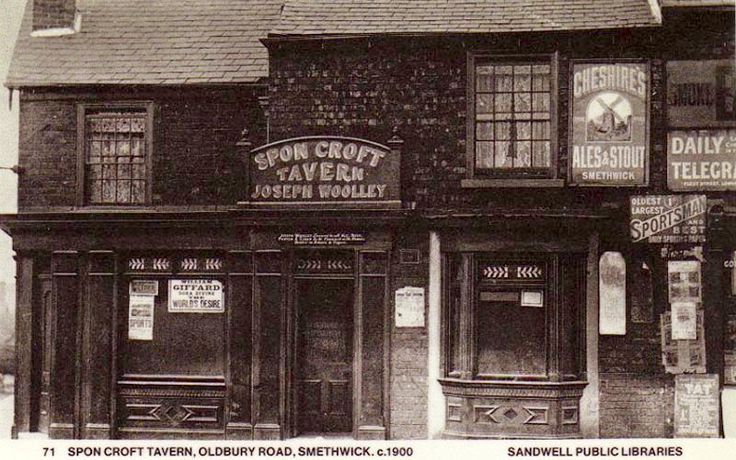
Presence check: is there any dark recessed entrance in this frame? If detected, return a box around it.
[295,278,354,435]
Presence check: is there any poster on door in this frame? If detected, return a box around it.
[395,287,425,328]
[570,62,649,186]
[128,294,154,341]
[671,302,697,341]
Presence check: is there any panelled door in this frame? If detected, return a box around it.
[296,278,353,434]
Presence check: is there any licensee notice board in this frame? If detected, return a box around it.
[674,374,720,438]
[168,279,225,313]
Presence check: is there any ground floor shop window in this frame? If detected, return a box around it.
[441,252,587,439]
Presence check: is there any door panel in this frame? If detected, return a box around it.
[297,279,353,434]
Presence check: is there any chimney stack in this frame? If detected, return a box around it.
[32,0,77,33]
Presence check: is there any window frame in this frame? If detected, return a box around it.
[442,251,586,383]
[76,101,155,207]
[464,52,562,188]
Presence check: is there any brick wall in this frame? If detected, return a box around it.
[17,87,265,209]
[32,0,76,31]
[389,232,430,439]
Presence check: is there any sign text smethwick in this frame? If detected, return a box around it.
[250,138,394,201]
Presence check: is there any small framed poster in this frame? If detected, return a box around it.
[129,279,159,296]
[128,294,154,341]
[168,279,225,313]
[395,287,425,328]
[521,290,544,308]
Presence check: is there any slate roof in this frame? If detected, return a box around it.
[661,0,735,7]
[5,0,284,88]
[270,0,661,36]
[6,0,664,88]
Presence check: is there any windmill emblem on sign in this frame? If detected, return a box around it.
[586,91,632,142]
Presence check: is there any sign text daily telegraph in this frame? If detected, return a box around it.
[570,62,649,186]
[249,138,397,202]
[668,129,736,191]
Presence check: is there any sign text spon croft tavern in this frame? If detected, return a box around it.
[246,137,401,205]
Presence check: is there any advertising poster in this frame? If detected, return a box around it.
[667,60,736,127]
[570,62,649,186]
[168,279,225,313]
[661,310,707,374]
[671,302,697,341]
[395,287,425,328]
[599,251,626,335]
[668,260,702,303]
[668,129,736,191]
[675,374,721,438]
[630,195,707,244]
[128,294,154,341]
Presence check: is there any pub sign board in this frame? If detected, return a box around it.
[630,195,707,244]
[667,60,736,127]
[246,136,400,207]
[570,62,649,186]
[668,129,736,191]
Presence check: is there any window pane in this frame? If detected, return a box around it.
[476,94,494,114]
[477,122,494,141]
[132,180,146,203]
[516,141,532,167]
[514,66,531,91]
[532,121,550,140]
[495,122,511,140]
[515,93,531,113]
[533,142,551,167]
[495,93,512,114]
[476,294,546,376]
[476,65,494,92]
[495,66,513,92]
[532,93,550,113]
[476,141,494,169]
[117,180,131,203]
[494,141,512,168]
[102,180,116,203]
[517,121,531,140]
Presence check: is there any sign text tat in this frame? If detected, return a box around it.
[674,374,720,438]
[630,195,707,243]
[668,129,736,191]
[248,137,399,203]
[570,62,650,186]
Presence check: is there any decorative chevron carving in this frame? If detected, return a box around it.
[151,258,170,271]
[181,258,198,271]
[483,265,509,278]
[204,258,222,271]
[128,258,145,270]
[517,265,542,278]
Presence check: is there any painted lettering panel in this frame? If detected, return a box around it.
[570,62,649,186]
[668,129,736,191]
[247,136,399,205]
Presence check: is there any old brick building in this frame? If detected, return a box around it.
[2,0,735,440]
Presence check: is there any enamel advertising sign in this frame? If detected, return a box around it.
[668,129,736,191]
[570,62,649,186]
[246,136,400,206]
[667,60,736,127]
[630,195,707,244]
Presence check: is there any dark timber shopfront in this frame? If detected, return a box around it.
[3,0,736,441]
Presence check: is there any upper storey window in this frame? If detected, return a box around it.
[79,103,153,205]
[466,54,559,185]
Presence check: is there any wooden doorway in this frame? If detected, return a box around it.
[295,278,354,435]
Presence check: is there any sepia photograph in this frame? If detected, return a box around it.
[0,1,735,458]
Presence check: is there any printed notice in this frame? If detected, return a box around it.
[128,294,154,341]
[675,374,720,437]
[129,279,158,296]
[168,279,225,313]
[671,302,697,340]
[668,260,702,303]
[395,287,425,328]
[630,195,707,244]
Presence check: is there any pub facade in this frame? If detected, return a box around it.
[2,0,735,440]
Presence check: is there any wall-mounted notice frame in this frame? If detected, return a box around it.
[395,287,425,328]
[661,310,706,374]
[599,251,626,335]
[671,301,697,341]
[668,260,702,303]
[570,61,650,186]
